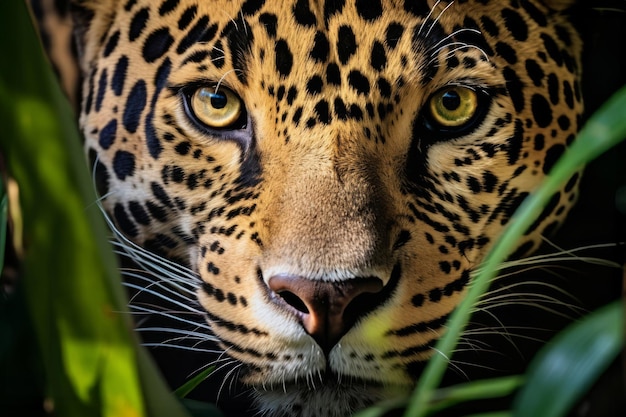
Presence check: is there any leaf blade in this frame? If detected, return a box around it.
[512,301,624,417]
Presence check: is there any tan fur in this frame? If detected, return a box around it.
[30,1,583,415]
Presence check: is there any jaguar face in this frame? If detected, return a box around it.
[44,0,583,415]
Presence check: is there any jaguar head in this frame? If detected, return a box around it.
[63,0,582,414]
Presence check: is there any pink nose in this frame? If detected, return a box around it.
[268,275,384,353]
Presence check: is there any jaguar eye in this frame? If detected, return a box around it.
[188,86,244,129]
[427,86,479,128]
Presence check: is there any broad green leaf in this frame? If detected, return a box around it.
[1,26,144,417]
[512,301,624,417]
[0,3,191,417]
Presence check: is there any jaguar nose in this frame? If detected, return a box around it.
[268,275,384,354]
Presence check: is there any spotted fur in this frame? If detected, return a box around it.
[30,0,584,415]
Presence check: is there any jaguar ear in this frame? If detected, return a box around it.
[27,0,120,108]
[68,0,121,69]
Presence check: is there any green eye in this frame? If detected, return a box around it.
[428,86,478,127]
[190,86,243,128]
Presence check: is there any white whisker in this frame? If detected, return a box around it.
[431,346,469,380]
[135,326,213,339]
[130,304,213,331]
[122,271,196,298]
[427,28,481,54]
[416,0,442,38]
[426,1,456,39]
[140,343,220,353]
[216,68,243,92]
[124,281,201,312]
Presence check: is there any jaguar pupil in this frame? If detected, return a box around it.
[441,90,461,111]
[210,92,227,109]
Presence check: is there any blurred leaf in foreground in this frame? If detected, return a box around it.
[0,2,192,417]
[513,301,624,417]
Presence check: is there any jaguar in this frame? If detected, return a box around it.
[29,0,585,415]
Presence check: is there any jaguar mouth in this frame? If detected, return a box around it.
[301,371,380,388]
[240,349,414,395]
[252,369,410,398]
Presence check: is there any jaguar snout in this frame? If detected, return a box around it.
[268,275,386,354]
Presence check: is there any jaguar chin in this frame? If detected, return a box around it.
[251,379,409,417]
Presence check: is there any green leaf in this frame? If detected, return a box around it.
[174,367,225,417]
[352,375,524,417]
[352,397,408,417]
[180,398,226,417]
[428,376,523,415]
[1,13,141,417]
[175,366,216,399]
[512,301,624,417]
[402,85,626,417]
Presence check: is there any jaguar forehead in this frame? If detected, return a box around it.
[219,12,255,84]
[173,1,474,84]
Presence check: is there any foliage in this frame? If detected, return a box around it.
[1,2,624,417]
[398,83,626,417]
[0,2,199,417]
